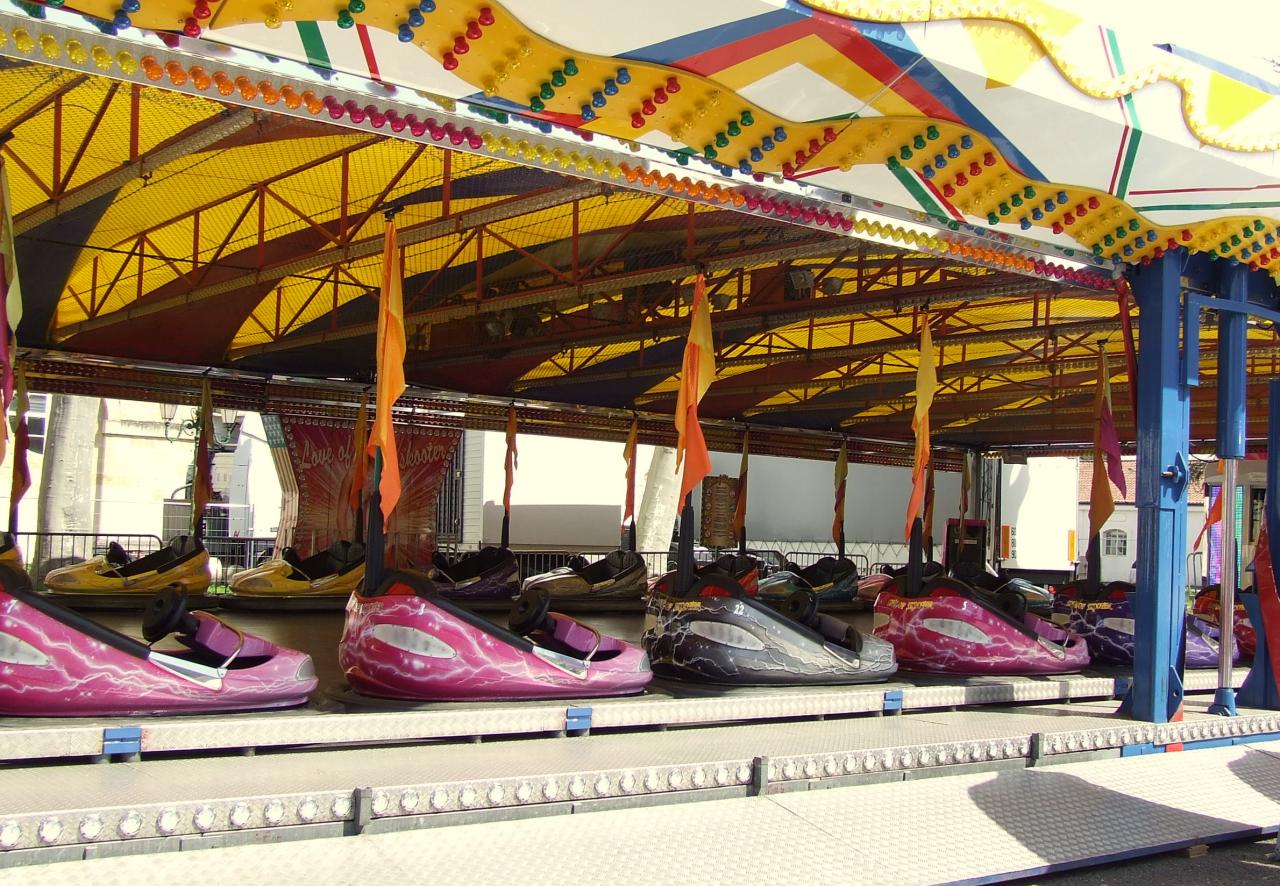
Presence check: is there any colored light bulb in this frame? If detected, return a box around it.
[603,79,618,96]
[580,104,595,121]
[454,36,469,54]
[591,91,605,108]
[183,16,201,35]
[336,9,353,27]
[714,132,728,148]
[652,88,667,104]
[539,82,553,100]
[477,5,493,24]
[641,99,656,115]
[348,0,364,10]
[760,136,774,151]
[528,95,543,111]
[740,110,753,126]
[616,66,630,84]
[398,24,413,41]
[408,8,423,25]
[773,126,786,142]
[630,112,644,128]
[959,134,973,149]
[551,69,566,88]
[442,52,458,69]
[419,0,434,10]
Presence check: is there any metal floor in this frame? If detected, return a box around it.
[2,693,1279,865]
[3,741,1278,885]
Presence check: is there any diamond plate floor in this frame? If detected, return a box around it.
[3,744,1278,886]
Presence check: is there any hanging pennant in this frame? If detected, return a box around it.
[368,217,407,531]
[1087,343,1126,541]
[733,430,749,552]
[8,367,29,533]
[904,315,937,540]
[190,380,214,537]
[674,274,715,502]
[502,404,518,548]
[832,440,847,547]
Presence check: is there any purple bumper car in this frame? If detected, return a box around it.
[340,570,652,701]
[1052,581,1235,669]
[0,568,316,716]
[428,546,521,602]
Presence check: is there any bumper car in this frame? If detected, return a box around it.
[1051,581,1233,669]
[339,570,651,701]
[874,574,1089,675]
[427,546,521,605]
[0,569,317,716]
[521,549,648,611]
[224,541,365,610]
[1193,585,1256,658]
[0,533,22,570]
[856,570,895,604]
[643,570,897,686]
[951,562,1054,617]
[757,556,861,607]
[44,535,212,608]
[648,554,761,598]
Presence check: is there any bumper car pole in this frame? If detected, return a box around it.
[676,492,695,595]
[1210,264,1248,716]
[364,451,385,593]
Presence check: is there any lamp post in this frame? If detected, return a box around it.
[159,403,240,449]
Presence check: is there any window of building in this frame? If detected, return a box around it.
[1103,528,1127,557]
[12,393,49,455]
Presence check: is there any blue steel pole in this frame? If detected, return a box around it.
[1238,381,1280,710]
[1128,253,1190,723]
[1210,263,1248,715]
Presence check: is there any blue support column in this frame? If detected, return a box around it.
[1128,253,1190,723]
[1210,263,1249,716]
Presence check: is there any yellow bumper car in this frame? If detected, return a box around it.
[225,540,365,610]
[44,535,211,608]
[0,533,22,570]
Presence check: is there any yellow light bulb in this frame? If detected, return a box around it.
[12,29,34,53]
[116,51,137,74]
[66,39,86,64]
[39,34,59,60]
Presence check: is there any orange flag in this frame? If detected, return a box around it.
[622,417,638,528]
[190,380,214,536]
[904,316,937,540]
[1087,345,1125,540]
[1194,460,1226,550]
[347,394,368,517]
[832,441,848,543]
[367,218,407,531]
[503,405,518,514]
[732,430,749,540]
[674,274,715,502]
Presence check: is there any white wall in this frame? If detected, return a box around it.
[477,430,661,549]
[1075,504,1205,584]
[999,458,1078,571]
[706,449,961,546]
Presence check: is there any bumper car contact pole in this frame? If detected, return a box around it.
[676,492,695,596]
[1210,264,1248,716]
[364,449,385,593]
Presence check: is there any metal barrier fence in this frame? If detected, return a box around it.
[505,548,790,580]
[205,536,278,587]
[16,532,163,590]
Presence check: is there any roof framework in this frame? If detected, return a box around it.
[1,0,1278,460]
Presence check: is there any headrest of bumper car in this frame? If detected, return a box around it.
[105,541,131,566]
[328,540,366,569]
[686,572,747,599]
[368,568,444,598]
[168,535,203,557]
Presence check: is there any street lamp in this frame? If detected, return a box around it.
[159,402,241,448]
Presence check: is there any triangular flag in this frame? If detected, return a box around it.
[8,365,29,532]
[733,430,749,542]
[191,380,214,537]
[367,218,407,531]
[622,417,638,528]
[904,316,937,541]
[1088,344,1125,540]
[674,274,715,502]
[832,441,847,544]
[1194,464,1225,550]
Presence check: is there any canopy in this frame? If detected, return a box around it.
[0,0,1276,453]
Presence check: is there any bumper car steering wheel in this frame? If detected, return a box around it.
[142,586,200,643]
